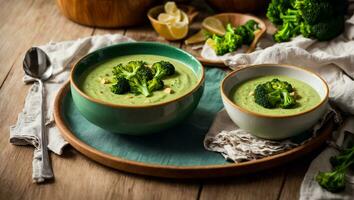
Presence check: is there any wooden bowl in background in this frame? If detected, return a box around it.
[205,0,270,13]
[56,0,158,28]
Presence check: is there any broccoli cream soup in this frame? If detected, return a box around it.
[79,55,198,105]
[230,75,321,116]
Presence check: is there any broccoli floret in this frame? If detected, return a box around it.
[268,0,347,42]
[270,79,293,92]
[234,26,250,44]
[311,15,345,41]
[211,25,243,55]
[267,0,294,25]
[244,20,260,32]
[113,61,147,79]
[234,20,259,45]
[148,78,164,92]
[254,84,278,108]
[316,145,354,193]
[151,61,175,79]
[300,22,312,38]
[274,23,293,42]
[268,90,282,107]
[254,79,296,109]
[280,89,296,108]
[128,66,154,97]
[110,76,130,94]
[316,170,346,193]
[295,0,334,24]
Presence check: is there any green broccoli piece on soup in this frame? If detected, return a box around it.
[151,61,175,79]
[110,76,130,94]
[254,79,296,109]
[129,66,154,97]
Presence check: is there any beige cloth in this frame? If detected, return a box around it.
[10,34,134,183]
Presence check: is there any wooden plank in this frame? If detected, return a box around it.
[199,168,285,200]
[278,152,320,200]
[0,0,91,88]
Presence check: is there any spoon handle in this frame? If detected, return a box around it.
[38,79,53,179]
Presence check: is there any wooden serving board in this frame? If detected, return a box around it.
[54,82,334,179]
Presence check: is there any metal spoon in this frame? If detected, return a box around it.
[23,47,53,179]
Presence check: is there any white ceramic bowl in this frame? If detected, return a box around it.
[221,64,329,140]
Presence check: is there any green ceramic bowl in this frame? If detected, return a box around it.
[70,42,205,135]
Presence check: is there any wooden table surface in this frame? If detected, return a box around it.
[0,0,322,199]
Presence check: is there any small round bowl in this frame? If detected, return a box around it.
[147,5,198,41]
[221,64,329,140]
[70,42,204,135]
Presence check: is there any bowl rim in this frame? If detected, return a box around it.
[220,64,329,118]
[70,42,205,109]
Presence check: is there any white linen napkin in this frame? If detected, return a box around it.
[9,34,134,183]
[201,12,354,200]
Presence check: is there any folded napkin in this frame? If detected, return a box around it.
[204,108,340,163]
[202,12,354,200]
[10,34,134,183]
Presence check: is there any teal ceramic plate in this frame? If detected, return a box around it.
[54,68,333,179]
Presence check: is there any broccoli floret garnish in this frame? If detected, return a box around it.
[316,145,354,193]
[129,67,154,97]
[254,79,296,109]
[110,76,130,94]
[254,84,278,108]
[280,89,296,108]
[267,0,348,42]
[151,61,175,79]
[110,60,174,96]
[148,78,164,92]
[112,61,147,80]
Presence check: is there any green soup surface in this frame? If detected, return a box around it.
[230,75,321,116]
[79,54,198,105]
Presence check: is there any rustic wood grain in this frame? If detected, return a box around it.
[0,0,317,199]
[199,168,285,200]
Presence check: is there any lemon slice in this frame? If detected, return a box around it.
[170,9,181,22]
[167,21,188,39]
[202,17,226,36]
[179,10,189,24]
[164,1,178,14]
[158,13,178,24]
[205,38,217,49]
[184,29,207,45]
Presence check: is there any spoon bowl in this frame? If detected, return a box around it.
[23,47,52,80]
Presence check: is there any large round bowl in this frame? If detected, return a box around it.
[70,42,204,135]
[56,0,157,28]
[205,0,269,13]
[221,64,329,140]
